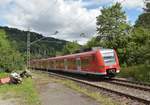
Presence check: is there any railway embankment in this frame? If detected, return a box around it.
[47,71,150,105]
[118,65,150,83]
[0,70,149,105]
[0,71,116,105]
[0,72,40,105]
[33,71,118,105]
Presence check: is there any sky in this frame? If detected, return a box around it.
[0,0,145,44]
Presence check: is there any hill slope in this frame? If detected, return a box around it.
[0,26,68,58]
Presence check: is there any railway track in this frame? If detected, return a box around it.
[48,72,150,104]
[112,78,150,87]
[106,79,150,92]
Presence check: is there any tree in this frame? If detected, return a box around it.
[135,2,150,28]
[144,2,150,12]
[85,2,150,66]
[0,29,25,72]
[62,41,81,55]
[96,2,130,49]
[0,26,67,59]
[125,27,150,65]
[130,1,150,65]
[96,2,130,64]
[85,37,107,49]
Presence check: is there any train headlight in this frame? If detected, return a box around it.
[116,70,120,73]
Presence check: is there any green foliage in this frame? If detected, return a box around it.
[0,26,67,58]
[124,2,150,66]
[62,41,81,55]
[86,2,150,67]
[119,65,150,83]
[135,2,150,29]
[145,2,150,12]
[0,30,10,48]
[135,13,150,29]
[96,2,130,49]
[0,78,40,105]
[86,37,102,48]
[0,29,25,72]
[95,2,130,64]
[0,72,9,78]
[124,27,150,65]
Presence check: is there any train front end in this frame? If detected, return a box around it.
[98,49,120,77]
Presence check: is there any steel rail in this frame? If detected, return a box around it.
[106,80,150,92]
[112,78,150,87]
[48,72,150,104]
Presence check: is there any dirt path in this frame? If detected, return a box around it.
[0,96,19,105]
[33,71,101,105]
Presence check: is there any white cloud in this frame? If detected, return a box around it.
[114,0,144,9]
[81,0,144,9]
[0,0,12,6]
[1,0,100,44]
[0,0,144,45]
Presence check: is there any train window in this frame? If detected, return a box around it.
[67,58,76,69]
[81,56,93,66]
[49,61,53,68]
[55,59,64,69]
[101,51,116,66]
[56,60,59,68]
[60,60,64,68]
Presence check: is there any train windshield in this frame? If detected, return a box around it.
[101,49,116,66]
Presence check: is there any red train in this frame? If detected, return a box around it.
[30,48,120,77]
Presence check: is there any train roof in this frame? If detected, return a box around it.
[47,50,96,60]
[31,48,114,61]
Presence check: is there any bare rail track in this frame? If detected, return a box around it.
[48,72,150,104]
[112,78,150,87]
[106,79,150,92]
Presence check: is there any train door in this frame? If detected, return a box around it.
[64,59,68,70]
[76,57,81,71]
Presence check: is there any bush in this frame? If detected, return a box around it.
[118,65,150,83]
[0,29,25,72]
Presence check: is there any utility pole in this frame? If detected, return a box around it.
[27,27,30,70]
[26,30,59,69]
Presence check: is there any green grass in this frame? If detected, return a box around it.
[51,78,120,105]
[0,74,41,105]
[118,64,150,83]
[0,72,9,78]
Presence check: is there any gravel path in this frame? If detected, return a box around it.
[33,72,101,105]
[0,97,19,105]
